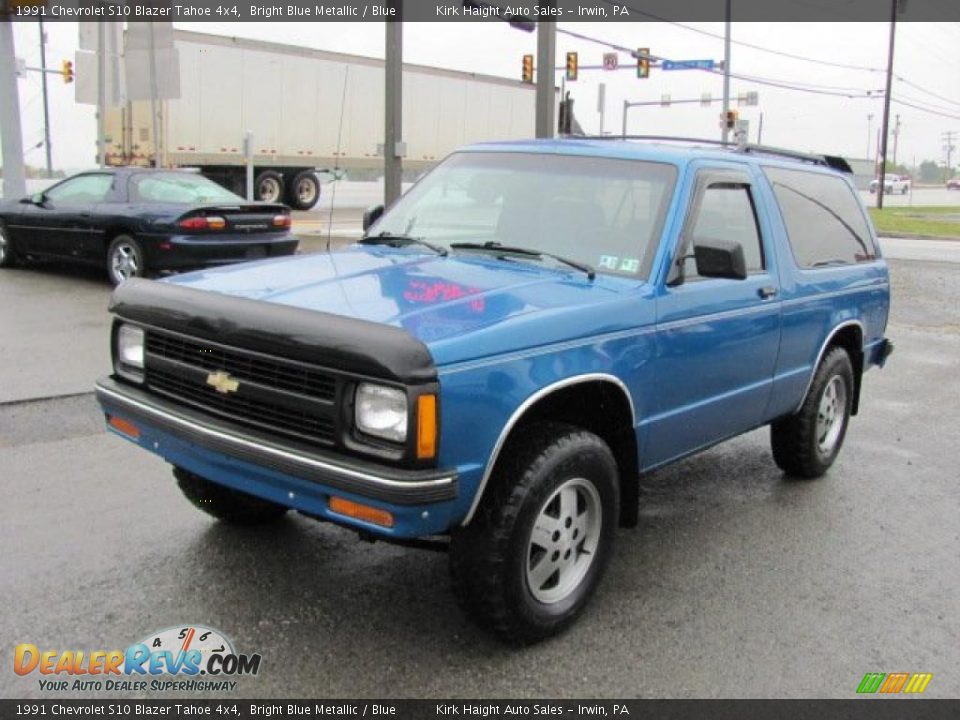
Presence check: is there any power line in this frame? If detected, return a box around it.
[555,26,881,98]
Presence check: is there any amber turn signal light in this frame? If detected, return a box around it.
[328,496,394,528]
[416,394,437,460]
[108,415,140,439]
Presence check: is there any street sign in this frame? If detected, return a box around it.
[662,59,715,71]
[602,53,618,71]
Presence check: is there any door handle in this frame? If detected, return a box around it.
[757,286,778,299]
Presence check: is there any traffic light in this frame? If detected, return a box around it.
[522,54,534,83]
[636,48,650,79]
[724,109,738,129]
[565,52,578,82]
[61,59,74,84]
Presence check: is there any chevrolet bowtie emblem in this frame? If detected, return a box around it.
[206,370,239,394]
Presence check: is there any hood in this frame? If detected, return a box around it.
[165,246,648,366]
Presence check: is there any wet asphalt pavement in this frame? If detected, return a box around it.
[0,255,958,699]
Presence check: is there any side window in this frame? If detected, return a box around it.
[683,182,764,279]
[763,166,876,267]
[45,174,114,203]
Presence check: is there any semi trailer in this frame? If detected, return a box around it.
[103,30,540,209]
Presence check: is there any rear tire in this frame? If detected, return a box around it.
[0,223,17,268]
[174,467,289,525]
[286,171,320,210]
[106,234,146,286]
[255,170,284,204]
[771,347,854,478]
[450,422,619,644]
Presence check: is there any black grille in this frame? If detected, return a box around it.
[146,331,336,401]
[144,330,338,447]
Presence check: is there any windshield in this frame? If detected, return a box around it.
[369,151,677,279]
[128,172,244,204]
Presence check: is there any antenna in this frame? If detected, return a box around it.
[326,66,350,253]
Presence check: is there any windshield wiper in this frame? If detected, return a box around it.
[360,232,448,257]
[450,241,595,280]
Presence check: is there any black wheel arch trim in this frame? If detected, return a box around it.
[95,377,457,505]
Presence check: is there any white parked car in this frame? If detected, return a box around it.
[870,174,910,194]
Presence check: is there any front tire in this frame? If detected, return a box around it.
[174,467,289,525]
[450,422,619,644]
[106,235,146,286]
[0,223,17,268]
[771,347,854,478]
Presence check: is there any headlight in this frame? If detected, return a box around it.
[355,383,407,443]
[115,324,145,383]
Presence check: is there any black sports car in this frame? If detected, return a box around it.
[0,168,299,285]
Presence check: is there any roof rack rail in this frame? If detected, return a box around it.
[567,134,853,174]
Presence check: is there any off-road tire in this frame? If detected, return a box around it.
[449,422,619,644]
[771,347,854,478]
[174,467,289,525]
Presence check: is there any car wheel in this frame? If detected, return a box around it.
[106,235,146,286]
[255,170,284,204]
[287,171,321,210]
[771,347,854,479]
[0,223,17,268]
[449,422,619,644]
[174,467,289,525]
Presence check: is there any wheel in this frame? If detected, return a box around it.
[254,170,284,204]
[771,347,854,478]
[174,467,289,525]
[0,223,17,268]
[286,171,321,210]
[106,234,146,286]
[449,422,619,644]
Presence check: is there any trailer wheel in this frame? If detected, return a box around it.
[287,171,321,210]
[255,171,284,204]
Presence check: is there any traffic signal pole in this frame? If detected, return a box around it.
[535,19,556,138]
[0,18,26,200]
[38,20,52,178]
[721,0,731,144]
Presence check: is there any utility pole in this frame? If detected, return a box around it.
[384,6,403,207]
[0,18,26,200]
[148,23,160,168]
[38,20,53,178]
[535,17,556,138]
[721,0,731,144]
[597,82,606,135]
[866,113,874,161]
[891,114,901,168]
[876,0,897,210]
[757,112,764,144]
[943,131,957,182]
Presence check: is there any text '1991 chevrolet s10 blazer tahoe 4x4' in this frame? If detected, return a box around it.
[96,139,893,643]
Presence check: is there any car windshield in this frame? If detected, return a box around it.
[368,151,677,279]
[128,172,244,204]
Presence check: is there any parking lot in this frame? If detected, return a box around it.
[1,245,958,699]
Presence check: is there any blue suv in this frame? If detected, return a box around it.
[96,139,893,642]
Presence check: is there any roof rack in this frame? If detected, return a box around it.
[567,134,853,174]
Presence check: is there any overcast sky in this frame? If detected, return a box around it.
[6,20,960,173]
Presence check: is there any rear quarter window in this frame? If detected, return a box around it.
[763,166,877,268]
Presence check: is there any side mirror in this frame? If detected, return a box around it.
[21,193,45,205]
[362,204,384,232]
[694,238,747,280]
